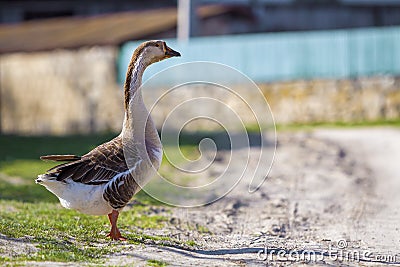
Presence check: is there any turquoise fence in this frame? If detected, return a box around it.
[118,26,400,83]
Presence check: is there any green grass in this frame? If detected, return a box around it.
[147,259,167,267]
[0,160,56,180]
[276,119,400,131]
[0,133,117,162]
[0,200,172,263]
[0,160,58,202]
[0,133,118,203]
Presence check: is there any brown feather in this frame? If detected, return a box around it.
[42,136,133,186]
[40,155,81,161]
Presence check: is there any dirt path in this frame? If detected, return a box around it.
[96,127,398,266]
[315,128,400,259]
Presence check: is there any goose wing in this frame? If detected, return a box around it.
[41,136,138,185]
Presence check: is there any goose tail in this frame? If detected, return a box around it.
[36,173,55,184]
[40,155,81,162]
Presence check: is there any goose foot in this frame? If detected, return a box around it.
[106,230,126,241]
[107,210,126,241]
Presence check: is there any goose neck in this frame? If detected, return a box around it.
[123,52,149,121]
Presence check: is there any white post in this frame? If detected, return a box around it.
[177,0,198,42]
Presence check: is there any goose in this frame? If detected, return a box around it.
[36,40,181,240]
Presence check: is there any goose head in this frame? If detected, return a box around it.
[135,40,181,66]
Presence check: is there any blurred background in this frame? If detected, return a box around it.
[0,0,399,199]
[0,0,399,136]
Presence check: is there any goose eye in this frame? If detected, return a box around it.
[155,44,159,47]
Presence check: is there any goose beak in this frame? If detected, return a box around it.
[164,43,181,57]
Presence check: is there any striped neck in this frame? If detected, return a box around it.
[121,49,162,166]
[123,51,148,117]
[121,46,158,148]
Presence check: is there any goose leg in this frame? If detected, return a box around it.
[106,210,126,241]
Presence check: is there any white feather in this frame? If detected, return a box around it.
[38,177,113,215]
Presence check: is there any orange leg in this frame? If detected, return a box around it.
[106,210,126,241]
